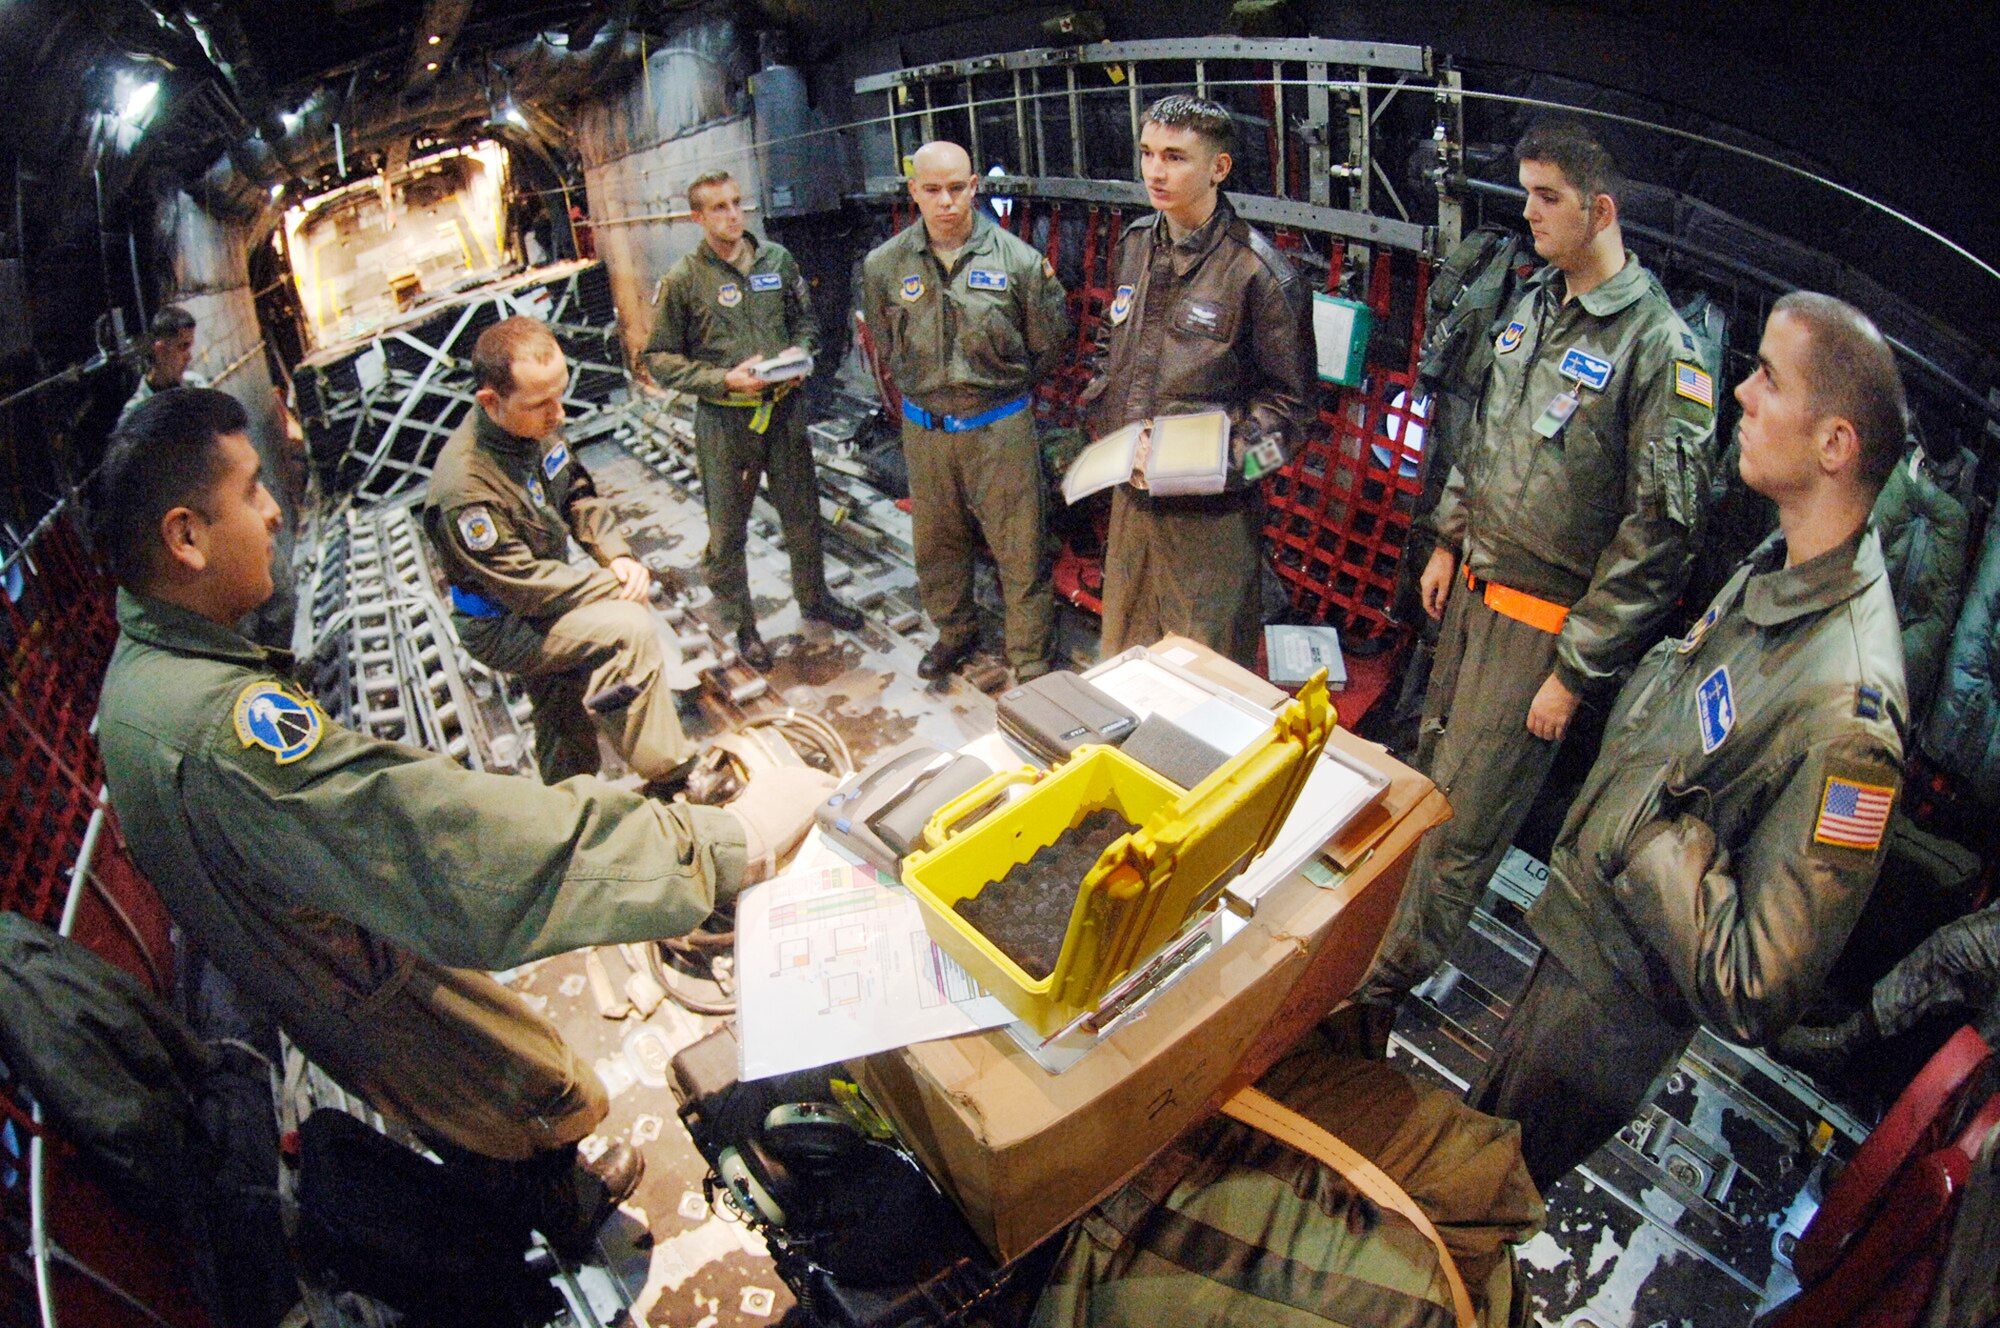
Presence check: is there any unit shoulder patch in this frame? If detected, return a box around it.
[1495,320,1526,354]
[233,681,324,765]
[1108,283,1135,326]
[456,505,499,552]
[1674,361,1715,409]
[900,273,925,302]
[717,282,743,308]
[1813,772,1895,852]
[1042,257,1056,280]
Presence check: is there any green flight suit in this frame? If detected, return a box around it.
[96,591,749,1161]
[860,213,1069,672]
[1472,527,1905,1190]
[1363,255,1714,1001]
[642,234,833,633]
[1079,195,1313,668]
[424,409,693,785]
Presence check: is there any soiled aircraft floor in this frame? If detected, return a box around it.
[462,435,1847,1328]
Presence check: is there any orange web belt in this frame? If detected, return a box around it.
[1466,563,1570,634]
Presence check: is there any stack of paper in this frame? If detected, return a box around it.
[1061,410,1232,503]
[753,346,814,383]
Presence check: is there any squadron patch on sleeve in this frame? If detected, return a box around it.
[1814,774,1894,852]
[1043,257,1056,279]
[233,681,324,765]
[1108,284,1135,326]
[749,271,783,292]
[1675,361,1715,408]
[542,440,569,479]
[456,505,499,552]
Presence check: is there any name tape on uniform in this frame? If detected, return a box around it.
[749,272,783,292]
[967,268,1008,291]
[1814,775,1893,851]
[1558,346,1613,392]
[1675,361,1715,408]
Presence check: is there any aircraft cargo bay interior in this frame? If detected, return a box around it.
[2,4,1997,1327]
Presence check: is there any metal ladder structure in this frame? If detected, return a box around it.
[857,36,1456,255]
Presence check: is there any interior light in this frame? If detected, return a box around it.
[270,182,285,199]
[280,109,299,133]
[425,61,439,72]
[504,105,528,128]
[118,77,160,123]
[428,33,442,44]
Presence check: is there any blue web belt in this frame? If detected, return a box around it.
[449,585,506,619]
[902,394,1031,433]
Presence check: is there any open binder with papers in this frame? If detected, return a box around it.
[751,346,813,383]
[1061,409,1232,504]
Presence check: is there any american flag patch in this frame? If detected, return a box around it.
[1675,361,1715,408]
[1813,775,1894,851]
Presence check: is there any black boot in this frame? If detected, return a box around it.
[737,624,774,671]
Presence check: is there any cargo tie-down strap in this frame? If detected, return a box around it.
[716,379,797,434]
[1464,563,1569,635]
[1222,1085,1476,1328]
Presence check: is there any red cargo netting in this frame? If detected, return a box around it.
[1,515,120,924]
[1264,244,1432,644]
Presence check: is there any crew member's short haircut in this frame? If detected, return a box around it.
[148,304,196,343]
[470,316,561,395]
[687,170,736,211]
[86,387,248,586]
[1515,117,1625,209]
[1141,94,1237,157]
[1771,291,1909,491]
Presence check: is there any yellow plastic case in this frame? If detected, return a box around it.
[901,673,1335,1035]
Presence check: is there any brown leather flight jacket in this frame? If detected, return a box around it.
[1079,193,1312,482]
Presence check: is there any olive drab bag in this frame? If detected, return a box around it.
[1031,1046,1545,1328]
[0,910,219,1217]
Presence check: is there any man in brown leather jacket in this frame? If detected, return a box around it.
[425,316,695,788]
[1359,121,1714,1011]
[1473,293,1908,1191]
[1080,94,1313,667]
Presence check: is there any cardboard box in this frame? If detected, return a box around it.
[851,637,1448,1261]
